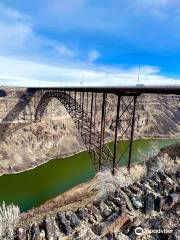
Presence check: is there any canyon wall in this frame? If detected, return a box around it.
[0,88,179,175]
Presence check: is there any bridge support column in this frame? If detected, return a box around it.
[128,95,137,171]
[99,93,107,170]
[89,92,94,150]
[112,95,120,175]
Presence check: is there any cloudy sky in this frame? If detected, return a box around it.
[0,0,180,86]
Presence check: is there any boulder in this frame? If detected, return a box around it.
[99,201,112,218]
[143,192,155,214]
[86,204,102,222]
[147,218,161,229]
[56,213,71,235]
[162,193,179,211]
[76,208,90,222]
[108,195,122,208]
[130,195,143,209]
[43,216,60,239]
[129,184,142,195]
[124,226,139,240]
[153,182,164,194]
[114,191,126,208]
[161,180,175,196]
[103,207,112,219]
[100,214,130,237]
[115,188,134,212]
[92,222,105,236]
[106,199,119,212]
[154,196,162,212]
[66,211,81,229]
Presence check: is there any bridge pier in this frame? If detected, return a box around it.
[113,95,120,175]
[128,95,137,171]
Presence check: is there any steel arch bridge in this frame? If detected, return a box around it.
[30,88,139,173]
[0,86,180,174]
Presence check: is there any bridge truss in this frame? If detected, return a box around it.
[0,86,179,174]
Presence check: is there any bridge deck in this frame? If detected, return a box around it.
[29,86,180,95]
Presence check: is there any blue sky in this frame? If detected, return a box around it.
[0,0,180,86]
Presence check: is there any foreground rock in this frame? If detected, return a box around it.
[13,144,180,240]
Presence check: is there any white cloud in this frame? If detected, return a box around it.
[55,45,75,58]
[131,0,180,20]
[0,3,28,21]
[88,50,100,62]
[0,4,34,54]
[0,56,179,87]
[0,22,33,52]
[0,3,105,65]
[0,1,180,87]
[0,3,79,60]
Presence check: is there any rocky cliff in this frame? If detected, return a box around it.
[0,88,179,175]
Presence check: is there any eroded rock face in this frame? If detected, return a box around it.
[0,88,180,175]
[0,96,84,175]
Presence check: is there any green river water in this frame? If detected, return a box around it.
[0,138,179,212]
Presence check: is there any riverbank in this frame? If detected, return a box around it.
[11,143,180,240]
[0,147,85,177]
[0,136,180,177]
[20,163,146,223]
[0,138,179,212]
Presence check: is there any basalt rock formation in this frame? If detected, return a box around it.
[13,143,180,240]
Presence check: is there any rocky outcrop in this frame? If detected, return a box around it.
[13,168,179,239]
[13,146,180,239]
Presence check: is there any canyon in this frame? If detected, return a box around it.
[0,87,179,176]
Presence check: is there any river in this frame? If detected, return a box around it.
[0,138,179,212]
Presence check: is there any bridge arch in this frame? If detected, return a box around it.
[35,91,85,129]
[34,90,112,170]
